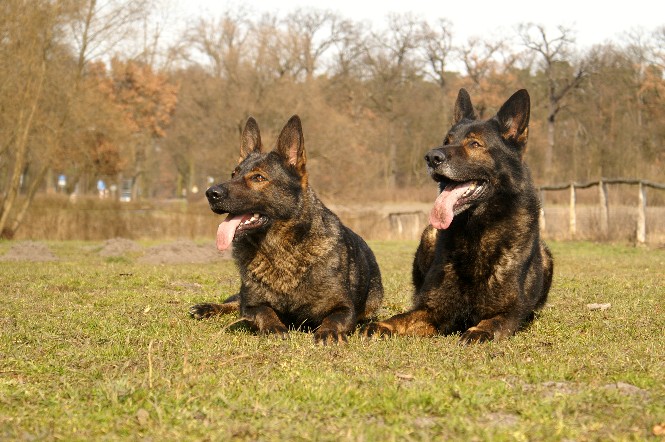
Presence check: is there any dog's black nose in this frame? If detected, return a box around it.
[206,185,226,201]
[425,149,446,168]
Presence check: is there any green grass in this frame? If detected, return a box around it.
[1,240,664,441]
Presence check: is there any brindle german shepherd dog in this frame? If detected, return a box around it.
[363,88,553,343]
[190,115,383,344]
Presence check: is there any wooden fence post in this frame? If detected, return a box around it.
[637,181,646,244]
[539,178,664,243]
[569,182,576,239]
[598,180,609,237]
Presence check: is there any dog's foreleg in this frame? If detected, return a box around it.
[459,314,522,344]
[243,304,288,339]
[189,295,240,319]
[362,309,438,338]
[314,306,355,345]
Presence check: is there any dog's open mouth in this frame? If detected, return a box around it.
[430,179,486,230]
[216,213,269,251]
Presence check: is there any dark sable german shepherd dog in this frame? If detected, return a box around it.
[364,89,553,343]
[190,115,383,344]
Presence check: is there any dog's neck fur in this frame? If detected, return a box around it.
[235,187,338,293]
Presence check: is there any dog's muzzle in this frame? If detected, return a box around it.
[425,148,447,169]
[206,185,227,204]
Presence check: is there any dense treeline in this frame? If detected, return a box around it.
[1,1,664,238]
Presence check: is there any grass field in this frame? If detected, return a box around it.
[1,240,664,441]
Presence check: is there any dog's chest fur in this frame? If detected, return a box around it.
[248,226,336,293]
[235,197,339,295]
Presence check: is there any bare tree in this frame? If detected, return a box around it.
[457,37,513,117]
[621,28,665,174]
[282,8,343,80]
[251,13,302,79]
[419,18,453,89]
[518,23,588,173]
[54,0,153,193]
[0,0,158,238]
[364,13,424,111]
[179,7,250,81]
[363,13,425,189]
[0,2,58,238]
[329,18,368,80]
[622,28,655,129]
[68,0,151,74]
[135,0,178,69]
[652,26,665,68]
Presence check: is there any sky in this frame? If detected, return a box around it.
[175,0,664,49]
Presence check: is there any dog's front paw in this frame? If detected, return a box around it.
[189,303,222,320]
[361,322,394,339]
[314,328,348,345]
[258,324,288,340]
[459,327,493,344]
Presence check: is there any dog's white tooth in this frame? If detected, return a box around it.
[253,213,260,218]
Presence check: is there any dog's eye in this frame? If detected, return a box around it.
[469,140,482,148]
[251,174,267,182]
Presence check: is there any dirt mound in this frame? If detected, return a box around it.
[0,241,58,262]
[99,238,142,257]
[138,239,230,264]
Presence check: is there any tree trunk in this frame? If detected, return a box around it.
[0,59,46,237]
[387,125,397,189]
[545,112,555,177]
[9,163,48,236]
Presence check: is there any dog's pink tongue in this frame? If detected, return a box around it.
[216,215,244,251]
[429,183,472,230]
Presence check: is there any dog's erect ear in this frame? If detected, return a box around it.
[239,117,262,161]
[453,88,477,125]
[276,115,306,175]
[495,89,530,150]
